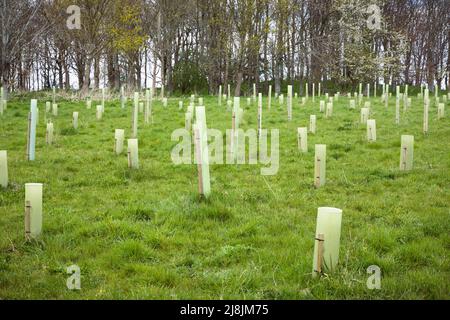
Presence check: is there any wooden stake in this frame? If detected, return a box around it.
[315,233,324,274]
[25,200,31,241]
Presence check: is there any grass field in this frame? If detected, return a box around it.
[0,91,449,299]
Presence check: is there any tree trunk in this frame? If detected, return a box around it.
[81,56,92,96]
[234,71,243,97]
[94,55,100,89]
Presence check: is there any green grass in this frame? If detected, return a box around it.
[0,92,449,299]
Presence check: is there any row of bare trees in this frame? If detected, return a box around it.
[0,0,448,96]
